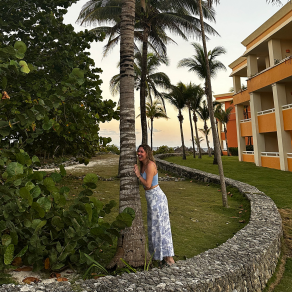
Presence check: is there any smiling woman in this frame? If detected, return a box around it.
[134,144,175,265]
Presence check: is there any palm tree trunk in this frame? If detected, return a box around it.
[204,122,211,157]
[108,0,148,268]
[188,106,196,158]
[151,118,153,150]
[193,112,202,159]
[224,125,230,156]
[178,110,186,160]
[140,27,150,145]
[198,0,228,208]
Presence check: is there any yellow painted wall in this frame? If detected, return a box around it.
[233,90,250,105]
[261,92,274,111]
[258,112,277,133]
[241,121,253,137]
[242,154,255,163]
[283,108,292,130]
[261,156,281,170]
[265,132,279,152]
[288,158,292,172]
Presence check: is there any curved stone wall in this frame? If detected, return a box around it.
[0,154,282,292]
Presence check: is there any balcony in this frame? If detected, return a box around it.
[261,152,280,170]
[247,56,292,93]
[221,131,225,141]
[257,109,277,133]
[242,151,254,163]
[288,153,292,172]
[282,104,292,131]
[240,119,252,137]
[233,89,250,105]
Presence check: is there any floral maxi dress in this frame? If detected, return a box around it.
[145,185,174,261]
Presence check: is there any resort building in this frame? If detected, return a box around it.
[217,2,292,171]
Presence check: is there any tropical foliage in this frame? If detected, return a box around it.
[0,0,119,158]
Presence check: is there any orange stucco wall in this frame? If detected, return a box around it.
[224,101,238,148]
[242,154,254,163]
[241,121,253,137]
[288,158,292,172]
[232,60,247,72]
[258,112,277,133]
[233,90,250,105]
[248,60,292,93]
[261,156,281,170]
[283,108,292,131]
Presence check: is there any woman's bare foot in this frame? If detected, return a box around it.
[164,256,175,265]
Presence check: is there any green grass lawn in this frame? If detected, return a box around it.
[164,154,292,291]
[61,154,250,266]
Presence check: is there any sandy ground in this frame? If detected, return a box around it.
[37,157,119,172]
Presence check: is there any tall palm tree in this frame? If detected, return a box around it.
[108,0,147,269]
[214,106,233,156]
[197,100,212,157]
[185,83,204,158]
[139,100,169,150]
[77,0,218,145]
[164,82,188,160]
[110,49,171,110]
[199,126,211,153]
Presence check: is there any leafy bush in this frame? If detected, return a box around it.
[104,145,120,155]
[153,145,174,155]
[0,149,134,271]
[229,147,238,156]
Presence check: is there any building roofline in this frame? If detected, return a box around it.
[229,57,247,69]
[214,93,233,99]
[241,2,292,47]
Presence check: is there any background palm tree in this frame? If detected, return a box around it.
[139,100,169,150]
[214,105,233,156]
[108,0,148,269]
[185,83,204,158]
[194,136,204,152]
[77,0,218,145]
[110,49,171,110]
[197,100,212,157]
[164,82,188,160]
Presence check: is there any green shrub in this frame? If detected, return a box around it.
[0,149,134,271]
[153,145,174,155]
[229,147,238,156]
[105,144,120,155]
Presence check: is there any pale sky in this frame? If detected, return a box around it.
[63,0,283,148]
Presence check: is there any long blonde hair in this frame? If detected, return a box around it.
[137,144,155,170]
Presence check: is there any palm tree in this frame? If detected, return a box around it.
[214,106,233,156]
[185,83,204,158]
[77,0,218,145]
[139,100,169,150]
[199,127,211,153]
[197,100,212,157]
[194,136,204,152]
[108,0,148,269]
[110,49,171,110]
[164,82,188,160]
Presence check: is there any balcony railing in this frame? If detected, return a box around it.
[287,153,292,158]
[243,151,254,154]
[257,108,275,116]
[261,152,279,157]
[282,104,292,110]
[240,118,251,123]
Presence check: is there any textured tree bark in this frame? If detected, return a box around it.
[193,112,202,158]
[108,0,148,268]
[140,27,150,145]
[204,121,212,157]
[178,110,186,160]
[188,106,196,158]
[198,0,228,207]
[151,118,153,150]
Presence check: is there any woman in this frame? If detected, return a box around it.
[134,144,175,265]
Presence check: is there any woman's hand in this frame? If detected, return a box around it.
[134,164,140,178]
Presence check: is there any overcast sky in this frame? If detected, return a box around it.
[63,0,284,148]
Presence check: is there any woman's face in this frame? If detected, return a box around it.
[137,147,147,162]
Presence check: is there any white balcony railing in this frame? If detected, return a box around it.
[261,152,279,157]
[287,153,292,158]
[282,104,292,110]
[240,118,251,123]
[257,108,275,116]
[242,151,254,154]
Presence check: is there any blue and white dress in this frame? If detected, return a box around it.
[141,171,174,261]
